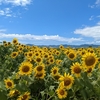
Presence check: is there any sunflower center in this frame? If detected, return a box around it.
[22,94,28,100]
[22,66,29,72]
[14,90,19,95]
[53,69,57,74]
[13,53,16,56]
[7,82,12,87]
[44,55,48,58]
[36,73,43,77]
[59,90,65,95]
[85,56,96,66]
[98,58,100,62]
[87,67,92,73]
[13,40,17,43]
[64,78,71,86]
[29,53,32,56]
[82,52,85,55]
[69,53,75,59]
[36,58,41,62]
[36,53,39,56]
[50,59,53,62]
[37,66,43,71]
[74,67,81,74]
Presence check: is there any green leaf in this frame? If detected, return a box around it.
[40,91,45,97]
[0,91,7,100]
[49,86,55,91]
[80,89,87,100]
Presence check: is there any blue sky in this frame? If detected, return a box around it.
[0,0,100,45]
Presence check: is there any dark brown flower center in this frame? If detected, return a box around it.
[69,53,75,59]
[22,94,28,100]
[36,73,43,77]
[87,67,92,73]
[85,56,96,66]
[64,78,71,86]
[7,82,12,87]
[59,90,65,95]
[22,66,29,72]
[37,66,43,71]
[74,67,81,74]
[13,53,17,56]
[53,69,57,74]
[36,58,41,62]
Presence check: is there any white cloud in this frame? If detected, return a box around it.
[74,23,100,39]
[0,8,12,17]
[0,0,32,6]
[0,29,83,45]
[0,33,83,42]
[0,0,32,17]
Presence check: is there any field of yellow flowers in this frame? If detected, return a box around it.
[0,38,100,100]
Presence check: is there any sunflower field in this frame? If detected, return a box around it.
[1,38,100,100]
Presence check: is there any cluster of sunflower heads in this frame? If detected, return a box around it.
[0,39,100,100]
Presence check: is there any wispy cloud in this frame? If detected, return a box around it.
[0,0,32,6]
[89,0,100,8]
[95,0,100,6]
[0,8,12,17]
[89,15,94,20]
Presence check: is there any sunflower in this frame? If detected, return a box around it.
[8,42,11,46]
[43,53,49,59]
[4,79,14,89]
[11,52,18,58]
[71,62,82,77]
[12,38,18,45]
[27,51,33,58]
[34,52,40,57]
[56,59,62,65]
[34,64,45,73]
[67,51,76,60]
[26,58,32,62]
[84,66,93,76]
[4,43,8,47]
[79,49,86,56]
[82,52,98,68]
[59,45,64,50]
[43,47,48,52]
[55,51,60,56]
[48,58,55,64]
[53,73,62,81]
[59,73,74,90]
[35,56,42,64]
[18,62,33,76]
[17,91,30,100]
[8,89,20,97]
[17,46,23,51]
[34,70,46,79]
[56,87,67,99]
[51,66,59,76]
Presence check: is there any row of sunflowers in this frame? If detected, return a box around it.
[0,38,100,100]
